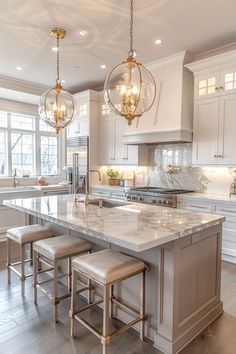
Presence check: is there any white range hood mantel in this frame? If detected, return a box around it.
[122,50,194,145]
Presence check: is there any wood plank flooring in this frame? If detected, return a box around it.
[1,261,236,354]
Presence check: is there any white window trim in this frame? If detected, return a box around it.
[0,112,65,178]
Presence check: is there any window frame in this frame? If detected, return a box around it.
[0,111,62,177]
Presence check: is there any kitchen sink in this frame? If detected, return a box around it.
[75,198,129,208]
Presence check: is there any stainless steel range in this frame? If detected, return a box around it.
[126,187,192,208]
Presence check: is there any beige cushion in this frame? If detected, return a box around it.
[34,235,92,260]
[72,249,145,285]
[7,224,55,245]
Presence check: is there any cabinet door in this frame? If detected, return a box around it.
[99,116,114,165]
[194,72,220,99]
[113,116,126,164]
[192,98,219,165]
[218,93,236,165]
[220,68,236,95]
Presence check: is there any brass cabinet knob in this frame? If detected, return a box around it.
[214,154,218,158]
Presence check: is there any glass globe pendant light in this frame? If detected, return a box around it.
[104,0,156,126]
[38,28,75,134]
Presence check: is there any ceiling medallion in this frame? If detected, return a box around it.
[38,28,76,134]
[104,0,156,126]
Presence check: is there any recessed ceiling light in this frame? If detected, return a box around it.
[51,47,58,51]
[16,66,22,71]
[100,64,106,69]
[79,30,87,36]
[154,39,162,45]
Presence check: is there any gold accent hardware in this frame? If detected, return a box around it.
[214,154,218,158]
[218,154,223,158]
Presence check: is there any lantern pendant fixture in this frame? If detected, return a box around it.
[38,28,75,134]
[104,0,156,126]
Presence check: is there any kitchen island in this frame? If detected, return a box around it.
[4,194,225,354]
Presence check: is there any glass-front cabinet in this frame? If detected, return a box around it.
[194,66,236,99]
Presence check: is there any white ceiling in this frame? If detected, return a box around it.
[0,0,236,93]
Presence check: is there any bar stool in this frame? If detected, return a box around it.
[6,224,55,296]
[70,249,147,354]
[33,234,92,322]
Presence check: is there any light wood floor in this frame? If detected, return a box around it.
[0,261,236,354]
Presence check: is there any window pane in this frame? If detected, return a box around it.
[207,77,215,86]
[11,114,34,130]
[39,119,54,132]
[199,80,207,89]
[0,112,7,128]
[0,131,7,175]
[40,135,58,175]
[11,133,34,176]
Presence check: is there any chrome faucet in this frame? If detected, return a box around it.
[12,169,19,188]
[75,169,102,204]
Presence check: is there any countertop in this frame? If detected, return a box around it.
[4,194,224,252]
[91,184,127,192]
[177,192,236,205]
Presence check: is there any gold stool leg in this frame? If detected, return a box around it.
[7,238,11,284]
[54,260,59,322]
[140,270,146,341]
[68,257,72,291]
[33,250,38,304]
[30,242,33,266]
[109,285,114,319]
[20,244,25,296]
[70,268,77,337]
[102,285,110,354]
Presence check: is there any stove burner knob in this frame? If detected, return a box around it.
[166,200,172,206]
[138,196,144,202]
[152,199,157,204]
[131,195,138,201]
[157,200,162,204]
[162,200,166,205]
[127,195,131,200]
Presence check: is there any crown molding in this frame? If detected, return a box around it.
[147,50,195,74]
[186,49,236,74]
[0,98,38,116]
[0,74,50,96]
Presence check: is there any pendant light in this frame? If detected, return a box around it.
[104,0,156,126]
[38,28,75,134]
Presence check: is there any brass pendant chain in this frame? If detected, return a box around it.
[129,0,134,54]
[56,35,60,83]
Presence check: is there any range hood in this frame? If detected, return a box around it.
[122,51,194,145]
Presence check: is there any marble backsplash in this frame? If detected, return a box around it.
[99,143,234,196]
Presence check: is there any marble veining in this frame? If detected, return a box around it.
[4,194,225,252]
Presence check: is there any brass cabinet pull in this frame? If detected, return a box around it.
[214,154,223,158]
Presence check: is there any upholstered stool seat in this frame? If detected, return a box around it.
[72,249,145,284]
[70,249,147,354]
[7,224,54,245]
[34,235,91,260]
[33,234,92,322]
[6,224,55,296]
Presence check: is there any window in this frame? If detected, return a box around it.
[102,104,111,115]
[11,133,34,176]
[224,72,236,91]
[0,131,7,176]
[40,136,58,175]
[0,112,60,177]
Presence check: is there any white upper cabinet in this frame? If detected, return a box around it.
[99,97,149,166]
[187,49,236,166]
[192,98,219,165]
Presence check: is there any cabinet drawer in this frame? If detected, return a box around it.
[182,200,212,213]
[213,204,236,221]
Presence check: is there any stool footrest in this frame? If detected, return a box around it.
[112,297,140,316]
[74,315,102,339]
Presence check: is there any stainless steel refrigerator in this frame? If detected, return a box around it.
[66,136,89,194]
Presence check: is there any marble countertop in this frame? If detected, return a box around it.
[4,195,224,252]
[177,192,236,204]
[91,184,127,192]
